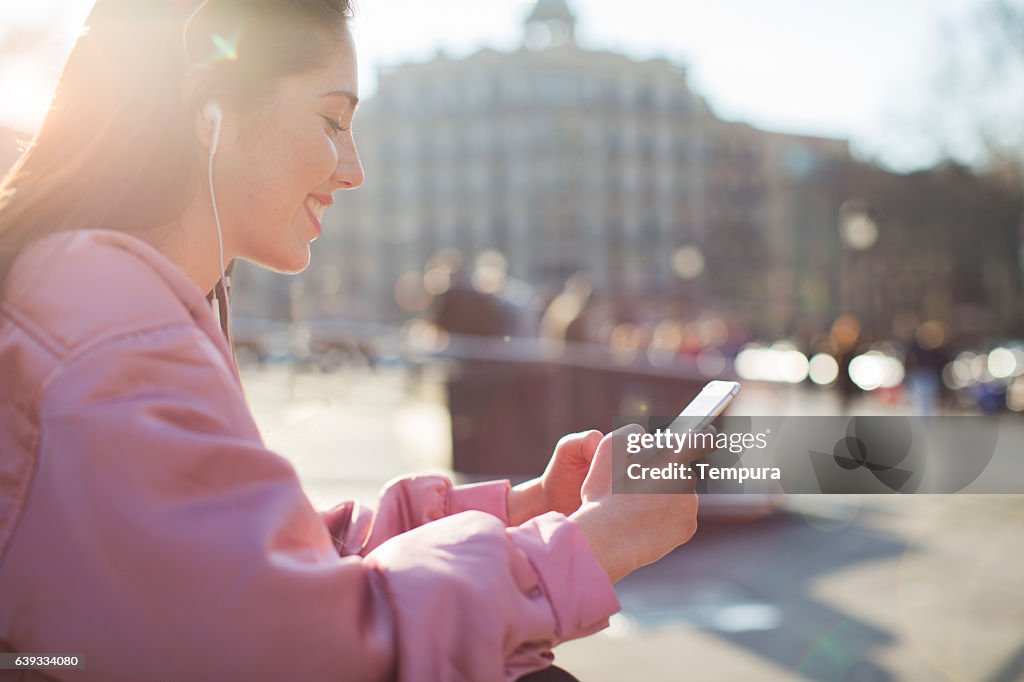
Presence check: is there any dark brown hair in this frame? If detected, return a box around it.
[0,0,353,281]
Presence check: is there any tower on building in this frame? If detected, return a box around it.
[523,0,577,49]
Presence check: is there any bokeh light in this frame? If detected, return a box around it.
[671,245,705,280]
[987,347,1017,379]
[393,271,431,312]
[735,343,809,384]
[848,351,904,391]
[808,353,840,385]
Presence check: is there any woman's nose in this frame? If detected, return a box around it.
[333,138,364,190]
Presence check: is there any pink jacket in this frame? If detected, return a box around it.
[0,230,619,681]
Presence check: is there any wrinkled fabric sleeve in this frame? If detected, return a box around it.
[320,476,511,557]
[2,324,618,682]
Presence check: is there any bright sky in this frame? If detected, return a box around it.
[0,0,989,170]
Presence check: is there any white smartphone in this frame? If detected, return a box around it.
[669,380,741,432]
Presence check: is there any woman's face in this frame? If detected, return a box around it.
[216,30,363,274]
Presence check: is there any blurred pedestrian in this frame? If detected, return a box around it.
[904,320,950,415]
[831,314,862,413]
[539,272,594,347]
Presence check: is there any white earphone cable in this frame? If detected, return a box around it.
[185,0,233,347]
[182,0,212,65]
[208,148,229,293]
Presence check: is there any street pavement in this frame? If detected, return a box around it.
[242,365,1024,682]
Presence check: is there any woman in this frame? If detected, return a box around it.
[0,1,705,680]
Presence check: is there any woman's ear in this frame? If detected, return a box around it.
[181,63,219,154]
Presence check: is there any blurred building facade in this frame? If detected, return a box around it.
[232,0,1023,343]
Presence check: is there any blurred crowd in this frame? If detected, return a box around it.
[415,248,1023,417]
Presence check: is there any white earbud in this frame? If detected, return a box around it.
[202,101,222,157]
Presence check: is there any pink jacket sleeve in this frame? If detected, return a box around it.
[320,476,512,557]
[0,323,619,682]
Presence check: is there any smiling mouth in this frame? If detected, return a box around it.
[304,194,332,231]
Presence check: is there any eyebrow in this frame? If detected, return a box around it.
[320,89,360,108]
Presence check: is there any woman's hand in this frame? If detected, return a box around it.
[569,424,713,583]
[507,430,603,525]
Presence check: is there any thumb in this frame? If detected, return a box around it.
[577,429,603,466]
[554,429,604,464]
[582,424,644,502]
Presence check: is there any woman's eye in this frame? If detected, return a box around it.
[321,115,349,135]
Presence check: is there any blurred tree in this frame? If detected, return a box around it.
[928,0,1024,179]
[925,0,1024,301]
